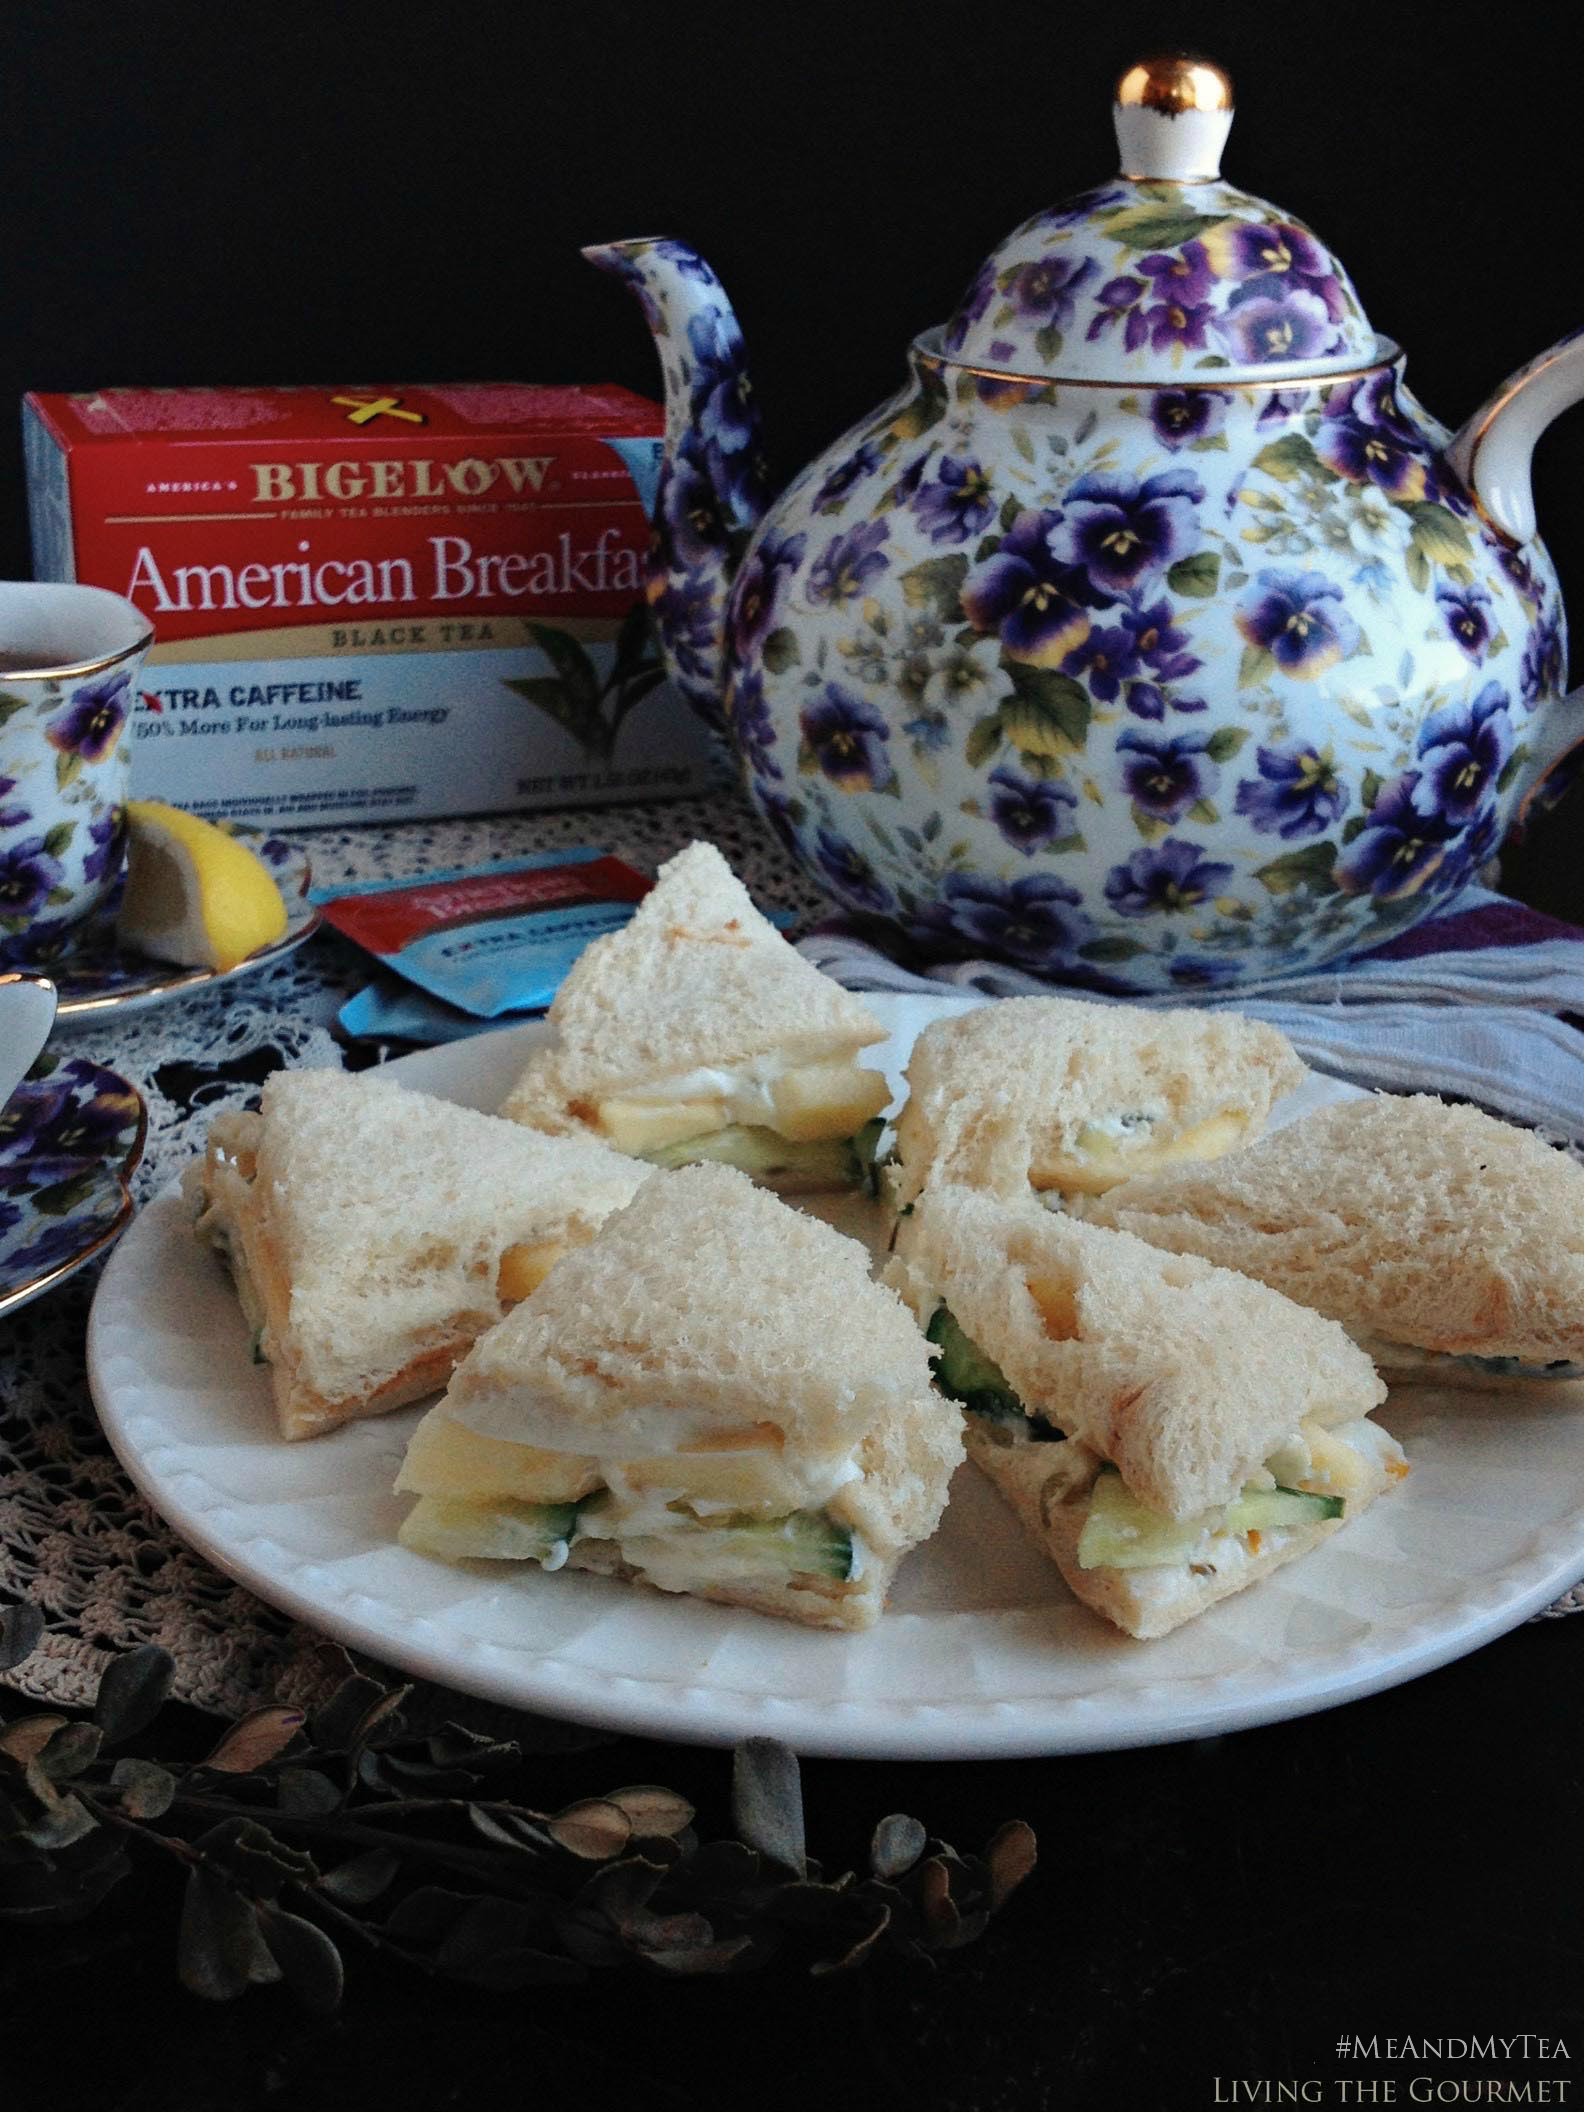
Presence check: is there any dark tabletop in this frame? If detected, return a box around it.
[3,1616,1581,2112]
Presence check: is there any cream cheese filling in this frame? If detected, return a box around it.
[398,1411,868,1592]
[594,1048,887,1153]
[406,1398,864,1543]
[1033,1108,1251,1195]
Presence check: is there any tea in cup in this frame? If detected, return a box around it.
[0,582,152,963]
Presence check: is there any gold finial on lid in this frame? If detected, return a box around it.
[1113,55,1234,181]
[1115,54,1234,117]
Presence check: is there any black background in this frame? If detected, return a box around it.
[0,0,1579,638]
[0,5,1579,2107]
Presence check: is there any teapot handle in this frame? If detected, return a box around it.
[1447,331,1581,545]
[1510,690,1580,840]
[1446,334,1582,828]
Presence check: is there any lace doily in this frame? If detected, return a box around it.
[0,792,824,1719]
[0,791,1572,1725]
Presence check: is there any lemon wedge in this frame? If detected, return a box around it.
[117,801,289,972]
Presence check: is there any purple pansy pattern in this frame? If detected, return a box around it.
[0,1053,145,1313]
[945,178,1374,381]
[600,226,1568,993]
[712,350,1558,990]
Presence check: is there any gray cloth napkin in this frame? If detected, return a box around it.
[799,885,1584,1143]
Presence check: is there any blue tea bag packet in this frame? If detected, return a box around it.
[312,848,653,1020]
[317,847,794,1043]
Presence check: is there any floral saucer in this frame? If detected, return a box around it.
[8,823,319,1021]
[0,1052,147,1317]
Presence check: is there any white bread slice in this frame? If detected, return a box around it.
[963,1412,1400,1640]
[886,1183,1384,1520]
[407,1162,963,1630]
[188,1067,649,1441]
[1074,1093,1584,1374]
[891,995,1303,1207]
[498,841,884,1138]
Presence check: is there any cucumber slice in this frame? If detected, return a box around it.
[925,1305,1066,1438]
[690,1509,854,1579]
[1077,1471,1216,1571]
[926,1305,1019,1412]
[399,1496,583,1564]
[1225,1485,1343,1531]
[639,1124,860,1191]
[849,1114,892,1197]
[1077,1470,1343,1571]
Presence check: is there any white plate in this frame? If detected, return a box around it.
[87,994,1583,1759]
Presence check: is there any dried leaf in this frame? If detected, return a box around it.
[383,1885,478,1945]
[449,1944,586,1990]
[177,1867,280,2001]
[685,1839,761,1891]
[425,1724,521,1772]
[37,1722,103,1782]
[0,1604,44,1672]
[258,1904,344,2014]
[434,1894,574,1988]
[581,1856,665,1930]
[318,1848,400,1907]
[984,1820,1037,1910]
[0,1714,68,1763]
[813,1899,892,1976]
[345,1686,411,1754]
[109,1757,176,1820]
[644,1934,757,1976]
[276,1767,343,1816]
[914,1856,960,1940]
[623,1908,714,1953]
[309,1672,388,1751]
[548,1798,632,1861]
[604,1785,695,1839]
[870,1813,927,1882]
[200,1818,319,1900]
[732,1739,806,1875]
[357,1749,478,1797]
[468,1804,552,1855]
[201,1706,305,1774]
[21,1787,97,1850]
[557,1905,627,1967]
[0,1834,130,1922]
[92,1644,174,1744]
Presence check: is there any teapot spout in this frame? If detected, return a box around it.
[584,237,771,725]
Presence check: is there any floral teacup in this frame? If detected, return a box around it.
[0,582,153,965]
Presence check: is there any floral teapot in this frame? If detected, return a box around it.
[590,55,1581,991]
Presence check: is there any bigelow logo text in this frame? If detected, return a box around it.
[249,454,556,502]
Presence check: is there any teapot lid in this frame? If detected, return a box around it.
[941,56,1380,384]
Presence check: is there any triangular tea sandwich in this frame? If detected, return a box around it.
[1075,1092,1584,1387]
[886,1183,1405,1639]
[891,994,1303,1208]
[499,840,889,1189]
[189,1067,649,1440]
[396,1161,963,1630]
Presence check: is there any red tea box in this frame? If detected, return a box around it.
[22,382,721,826]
